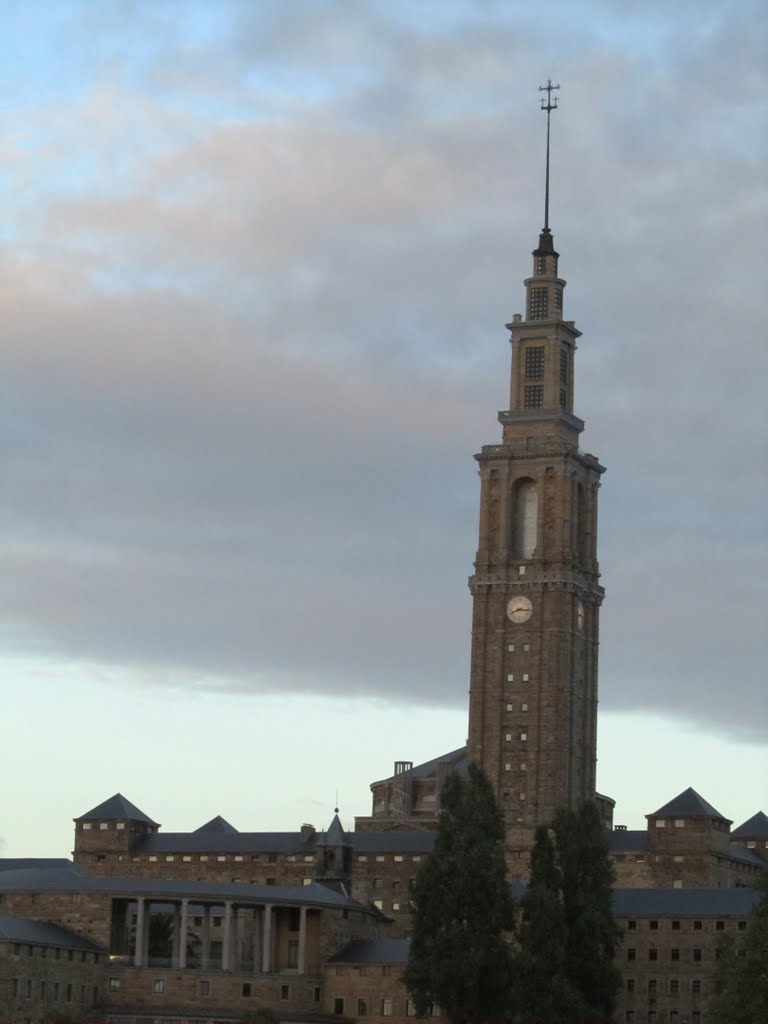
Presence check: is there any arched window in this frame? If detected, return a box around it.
[513,479,538,559]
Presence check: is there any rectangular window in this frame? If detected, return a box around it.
[648,979,657,993]
[522,673,529,681]
[281,984,290,1000]
[524,385,544,409]
[670,979,680,994]
[716,920,725,931]
[382,999,393,1016]
[153,979,165,994]
[334,997,345,1015]
[520,732,527,741]
[507,673,514,682]
[650,920,659,930]
[674,819,685,828]
[82,822,92,830]
[627,920,636,930]
[554,288,563,313]
[148,855,158,862]
[529,287,548,319]
[692,979,701,993]
[358,999,368,1016]
[165,855,174,862]
[694,920,702,930]
[649,948,658,961]
[182,855,192,862]
[99,822,109,830]
[525,346,545,380]
[287,940,299,969]
[671,948,680,960]
[507,643,515,652]
[376,855,386,862]
[109,978,120,992]
[672,920,680,930]
[199,980,210,996]
[627,948,636,961]
[53,982,59,1000]
[234,855,244,862]
[392,901,400,911]
[693,948,702,962]
[626,978,635,992]
[242,983,252,997]
[358,855,367,862]
[116,821,125,830]
[394,855,403,862]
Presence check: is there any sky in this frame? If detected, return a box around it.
[1,0,766,859]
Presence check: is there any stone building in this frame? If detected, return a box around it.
[2,158,765,1024]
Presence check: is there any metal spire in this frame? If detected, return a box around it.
[539,79,560,231]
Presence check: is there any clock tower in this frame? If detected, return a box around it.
[466,83,605,869]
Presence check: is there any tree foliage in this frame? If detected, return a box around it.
[515,802,621,1023]
[710,869,768,1023]
[404,763,516,1023]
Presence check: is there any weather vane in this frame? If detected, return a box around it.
[539,78,560,232]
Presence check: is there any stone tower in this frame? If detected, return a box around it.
[466,165,605,869]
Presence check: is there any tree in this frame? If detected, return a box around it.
[404,763,516,1023]
[515,802,621,1023]
[710,869,768,1023]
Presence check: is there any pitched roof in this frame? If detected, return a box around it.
[319,813,349,847]
[0,859,72,873]
[75,793,158,825]
[370,746,468,786]
[612,887,760,916]
[607,830,648,854]
[732,811,768,839]
[193,815,239,835]
[327,937,410,964]
[0,916,106,951]
[649,787,729,821]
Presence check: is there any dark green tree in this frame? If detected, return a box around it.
[710,869,768,1023]
[404,763,516,1023]
[515,802,621,1023]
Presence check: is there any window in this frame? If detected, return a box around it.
[520,732,527,741]
[413,855,421,862]
[199,980,210,996]
[525,347,545,380]
[82,822,92,830]
[373,899,383,910]
[200,855,208,862]
[358,998,368,1016]
[529,286,548,319]
[382,998,393,1016]
[153,979,165,994]
[674,854,684,862]
[554,289,563,314]
[281,985,290,1000]
[738,920,748,930]
[304,854,314,862]
[693,948,702,962]
[694,920,702,930]
[649,920,658,930]
[692,979,701,993]
[314,988,321,1002]
[672,920,680,930]
[524,385,544,409]
[507,643,515,652]
[66,983,73,1002]
[148,855,158,862]
[99,822,109,830]
[235,855,244,862]
[289,908,301,930]
[217,855,226,862]
[242,983,252,997]
[165,855,174,862]
[716,920,725,931]
[521,703,528,711]
[649,949,658,961]
[392,901,400,911]
[406,999,417,1017]
[334,997,345,1014]
[53,982,59,1000]
[507,673,514,682]
[182,855,192,862]
[670,979,680,994]
[27,979,33,998]
[671,948,680,961]
[109,978,120,992]
[287,855,296,862]
[522,673,529,681]
[287,940,299,968]
[376,855,385,862]
[212,917,222,928]
[648,979,657,993]
[627,920,636,930]
[536,255,546,275]
[625,978,635,992]
[358,855,367,862]
[626,948,636,961]
[674,818,685,828]
[656,819,666,828]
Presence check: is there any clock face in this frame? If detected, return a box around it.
[576,600,585,631]
[507,595,533,624]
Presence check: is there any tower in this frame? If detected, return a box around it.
[466,84,605,869]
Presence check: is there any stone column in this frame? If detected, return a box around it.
[298,906,307,975]
[134,897,146,967]
[222,901,234,971]
[178,899,189,969]
[261,904,273,974]
[201,906,211,969]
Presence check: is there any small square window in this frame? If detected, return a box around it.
[392,901,400,911]
[520,732,527,741]
[507,673,514,682]
[672,920,680,930]
[182,855,192,862]
[627,948,636,961]
[165,855,175,862]
[504,763,511,772]
[376,855,385,862]
[649,949,658,961]
[99,822,109,830]
[523,643,530,651]
[109,978,120,992]
[716,920,725,931]
[242,983,252,997]
[650,921,658,930]
[234,855,244,862]
[116,822,125,830]
[507,644,515,652]
[358,855,367,862]
[522,673,529,681]
[506,704,513,712]
[199,980,210,996]
[520,763,527,772]
[674,819,685,828]
[656,819,666,828]
[153,979,165,994]
[413,855,421,862]
[521,703,528,711]
[394,855,403,862]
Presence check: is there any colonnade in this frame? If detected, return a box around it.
[130,898,308,974]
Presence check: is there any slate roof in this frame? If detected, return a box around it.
[76,793,158,825]
[371,746,468,786]
[0,916,106,951]
[351,831,436,854]
[728,843,765,867]
[650,787,729,821]
[134,830,315,855]
[732,811,768,838]
[0,866,372,913]
[0,858,72,873]
[193,815,239,835]
[319,813,350,847]
[327,937,410,964]
[607,830,648,853]
[612,887,760,916]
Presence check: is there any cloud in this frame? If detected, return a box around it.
[1,0,765,744]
